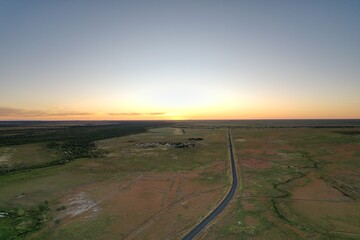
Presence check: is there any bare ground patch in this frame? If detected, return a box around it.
[241,158,271,170]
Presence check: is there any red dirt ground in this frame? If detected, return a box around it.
[291,172,350,201]
[241,158,271,170]
[49,161,227,240]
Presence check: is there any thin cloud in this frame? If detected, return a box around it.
[46,112,93,116]
[108,112,166,116]
[148,112,166,115]
[108,112,142,116]
[0,107,93,117]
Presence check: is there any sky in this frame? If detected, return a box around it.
[0,0,359,120]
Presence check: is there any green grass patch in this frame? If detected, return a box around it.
[48,216,115,240]
[0,202,50,239]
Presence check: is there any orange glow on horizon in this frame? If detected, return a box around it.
[0,105,358,121]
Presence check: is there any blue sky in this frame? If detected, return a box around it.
[0,0,359,119]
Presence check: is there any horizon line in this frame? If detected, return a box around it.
[0,118,360,122]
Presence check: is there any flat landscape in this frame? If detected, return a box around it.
[204,123,360,240]
[1,1,359,239]
[0,120,359,240]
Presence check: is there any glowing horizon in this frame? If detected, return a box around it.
[1,1,359,120]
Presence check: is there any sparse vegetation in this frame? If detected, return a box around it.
[205,125,360,240]
[0,122,170,174]
[1,121,359,239]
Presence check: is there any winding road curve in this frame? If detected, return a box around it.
[182,130,238,240]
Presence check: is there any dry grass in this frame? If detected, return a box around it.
[0,127,230,240]
[204,127,360,240]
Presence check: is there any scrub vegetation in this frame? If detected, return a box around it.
[0,122,229,240]
[0,122,167,174]
[204,125,360,240]
[0,120,359,240]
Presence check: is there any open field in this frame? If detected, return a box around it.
[0,120,359,240]
[0,123,230,240]
[204,126,360,240]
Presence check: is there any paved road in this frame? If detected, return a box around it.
[182,130,238,240]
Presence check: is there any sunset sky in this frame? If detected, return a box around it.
[0,1,359,120]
